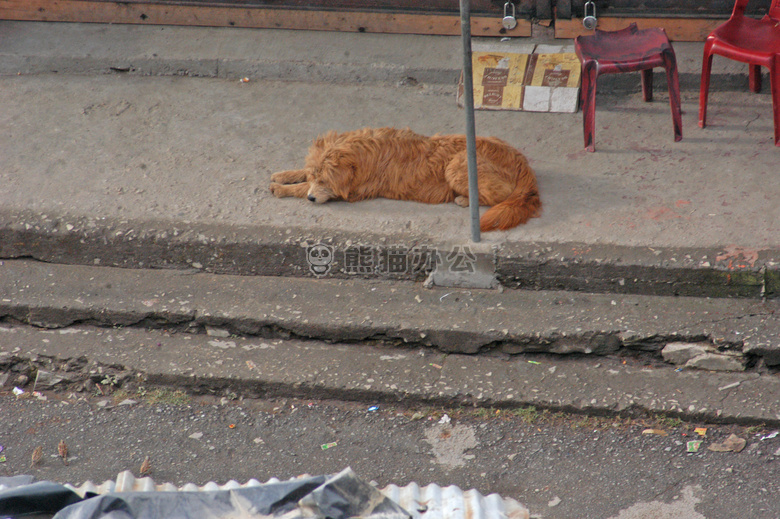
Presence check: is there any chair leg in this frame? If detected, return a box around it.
[699,39,715,129]
[641,69,653,102]
[770,60,780,146]
[749,64,762,93]
[581,62,598,152]
[662,48,683,142]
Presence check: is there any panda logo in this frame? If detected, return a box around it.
[307,243,333,277]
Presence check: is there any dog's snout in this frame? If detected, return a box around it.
[307,194,316,202]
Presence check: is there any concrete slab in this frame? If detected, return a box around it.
[3,320,780,426]
[2,260,779,365]
[0,20,778,300]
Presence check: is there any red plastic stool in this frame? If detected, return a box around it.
[699,0,780,146]
[574,23,683,152]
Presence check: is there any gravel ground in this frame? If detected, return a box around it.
[2,388,779,519]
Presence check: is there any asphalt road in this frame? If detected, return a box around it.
[2,380,779,518]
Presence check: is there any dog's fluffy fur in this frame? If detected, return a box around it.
[269,127,541,231]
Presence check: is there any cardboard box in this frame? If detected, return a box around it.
[457,42,581,113]
[522,45,580,113]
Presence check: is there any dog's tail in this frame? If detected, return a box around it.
[479,181,541,232]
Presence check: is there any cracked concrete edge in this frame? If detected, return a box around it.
[1,209,779,299]
[0,48,751,88]
[0,20,757,85]
[0,54,461,85]
[0,52,748,88]
[496,242,780,299]
[2,324,780,427]
[1,259,779,366]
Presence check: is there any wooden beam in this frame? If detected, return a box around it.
[0,0,532,37]
[555,16,724,41]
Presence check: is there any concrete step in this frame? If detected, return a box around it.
[0,21,752,88]
[2,210,777,300]
[3,320,780,427]
[1,259,779,368]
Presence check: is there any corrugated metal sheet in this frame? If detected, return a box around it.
[64,471,529,519]
[65,471,278,496]
[382,483,529,519]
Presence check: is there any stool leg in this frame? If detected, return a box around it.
[699,38,715,129]
[641,69,653,102]
[581,61,598,152]
[749,64,762,93]
[663,48,683,142]
[771,61,779,146]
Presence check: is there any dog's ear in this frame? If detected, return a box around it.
[318,149,356,200]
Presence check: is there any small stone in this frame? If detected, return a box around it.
[548,496,561,507]
[661,342,713,365]
[208,340,236,349]
[34,370,68,389]
[206,327,230,338]
[685,353,746,372]
[189,432,204,440]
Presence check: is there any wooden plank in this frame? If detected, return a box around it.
[567,0,766,18]
[0,0,532,37]
[77,0,504,15]
[555,16,724,41]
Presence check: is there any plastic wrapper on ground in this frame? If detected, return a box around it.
[0,467,529,519]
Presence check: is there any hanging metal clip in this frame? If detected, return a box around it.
[583,1,597,30]
[502,2,517,30]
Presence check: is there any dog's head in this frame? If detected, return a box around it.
[305,178,337,204]
[306,148,356,203]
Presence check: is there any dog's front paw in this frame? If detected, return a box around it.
[271,169,307,184]
[269,182,285,198]
[454,195,470,208]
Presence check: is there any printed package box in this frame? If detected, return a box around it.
[523,44,581,113]
[457,42,581,113]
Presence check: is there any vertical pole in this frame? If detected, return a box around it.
[459,0,481,243]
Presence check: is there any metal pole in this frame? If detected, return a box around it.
[459,0,481,243]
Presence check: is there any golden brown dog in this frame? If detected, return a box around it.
[269,127,541,231]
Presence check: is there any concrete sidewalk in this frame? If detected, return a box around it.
[1,21,778,299]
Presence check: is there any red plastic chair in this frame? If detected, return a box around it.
[574,23,683,152]
[699,0,780,146]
